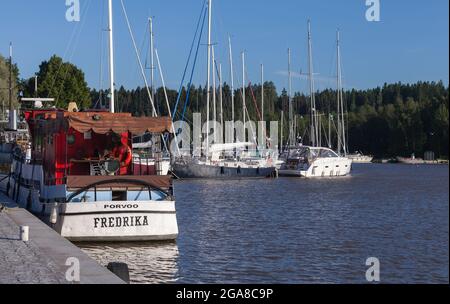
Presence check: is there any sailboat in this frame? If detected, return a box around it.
[347,152,374,163]
[171,0,276,179]
[279,22,352,178]
[132,17,171,176]
[2,0,178,241]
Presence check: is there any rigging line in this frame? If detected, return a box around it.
[94,0,107,109]
[321,117,330,147]
[155,48,181,156]
[180,8,208,125]
[172,0,207,119]
[236,85,258,145]
[55,0,93,105]
[48,0,91,98]
[119,0,157,116]
[247,81,262,122]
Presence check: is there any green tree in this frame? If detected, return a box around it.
[0,53,20,118]
[22,55,91,109]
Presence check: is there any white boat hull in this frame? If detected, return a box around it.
[280,157,352,178]
[56,202,178,242]
[348,155,373,164]
[4,159,178,242]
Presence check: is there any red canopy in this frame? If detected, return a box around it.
[27,111,173,135]
[66,112,173,135]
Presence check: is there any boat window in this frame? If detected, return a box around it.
[319,149,338,158]
[112,191,127,201]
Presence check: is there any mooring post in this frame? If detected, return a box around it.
[20,226,29,242]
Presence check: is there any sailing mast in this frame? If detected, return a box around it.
[307,20,318,146]
[242,51,246,142]
[205,0,212,158]
[149,17,156,116]
[108,0,115,113]
[288,48,294,148]
[219,63,224,131]
[8,42,13,127]
[228,36,235,143]
[261,63,264,150]
[337,30,347,156]
[212,46,217,126]
[280,110,284,152]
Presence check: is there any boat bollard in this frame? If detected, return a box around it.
[107,262,130,284]
[20,226,29,242]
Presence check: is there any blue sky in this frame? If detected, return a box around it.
[0,0,448,93]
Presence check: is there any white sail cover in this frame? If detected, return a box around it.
[209,142,256,153]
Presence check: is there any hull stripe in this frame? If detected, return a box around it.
[60,210,176,216]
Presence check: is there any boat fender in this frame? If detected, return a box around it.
[6,176,10,196]
[26,191,32,211]
[50,203,59,225]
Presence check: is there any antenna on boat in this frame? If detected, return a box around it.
[108,0,115,113]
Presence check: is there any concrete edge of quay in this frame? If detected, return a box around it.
[0,191,125,284]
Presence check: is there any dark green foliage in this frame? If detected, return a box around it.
[21,55,91,109]
[92,80,448,159]
[4,52,446,158]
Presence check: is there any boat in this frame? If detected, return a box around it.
[171,0,276,179]
[279,23,352,178]
[348,152,374,164]
[396,154,437,165]
[4,109,178,242]
[173,143,276,179]
[279,145,352,177]
[132,135,171,176]
[2,0,178,242]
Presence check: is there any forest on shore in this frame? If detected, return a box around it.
[2,54,449,159]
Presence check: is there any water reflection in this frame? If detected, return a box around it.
[78,241,179,284]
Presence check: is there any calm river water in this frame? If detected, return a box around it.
[79,164,449,284]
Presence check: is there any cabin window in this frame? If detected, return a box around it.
[84,131,92,140]
[112,191,127,202]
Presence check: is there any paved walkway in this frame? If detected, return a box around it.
[0,212,66,284]
[0,191,124,284]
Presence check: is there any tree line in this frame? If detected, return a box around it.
[3,55,449,159]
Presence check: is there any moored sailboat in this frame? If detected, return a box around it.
[279,22,352,178]
[171,0,276,179]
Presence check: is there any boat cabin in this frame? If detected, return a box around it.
[24,109,173,188]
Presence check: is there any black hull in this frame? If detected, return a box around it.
[172,162,275,179]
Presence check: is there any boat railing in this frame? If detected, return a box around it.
[65,178,171,203]
[132,152,169,176]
